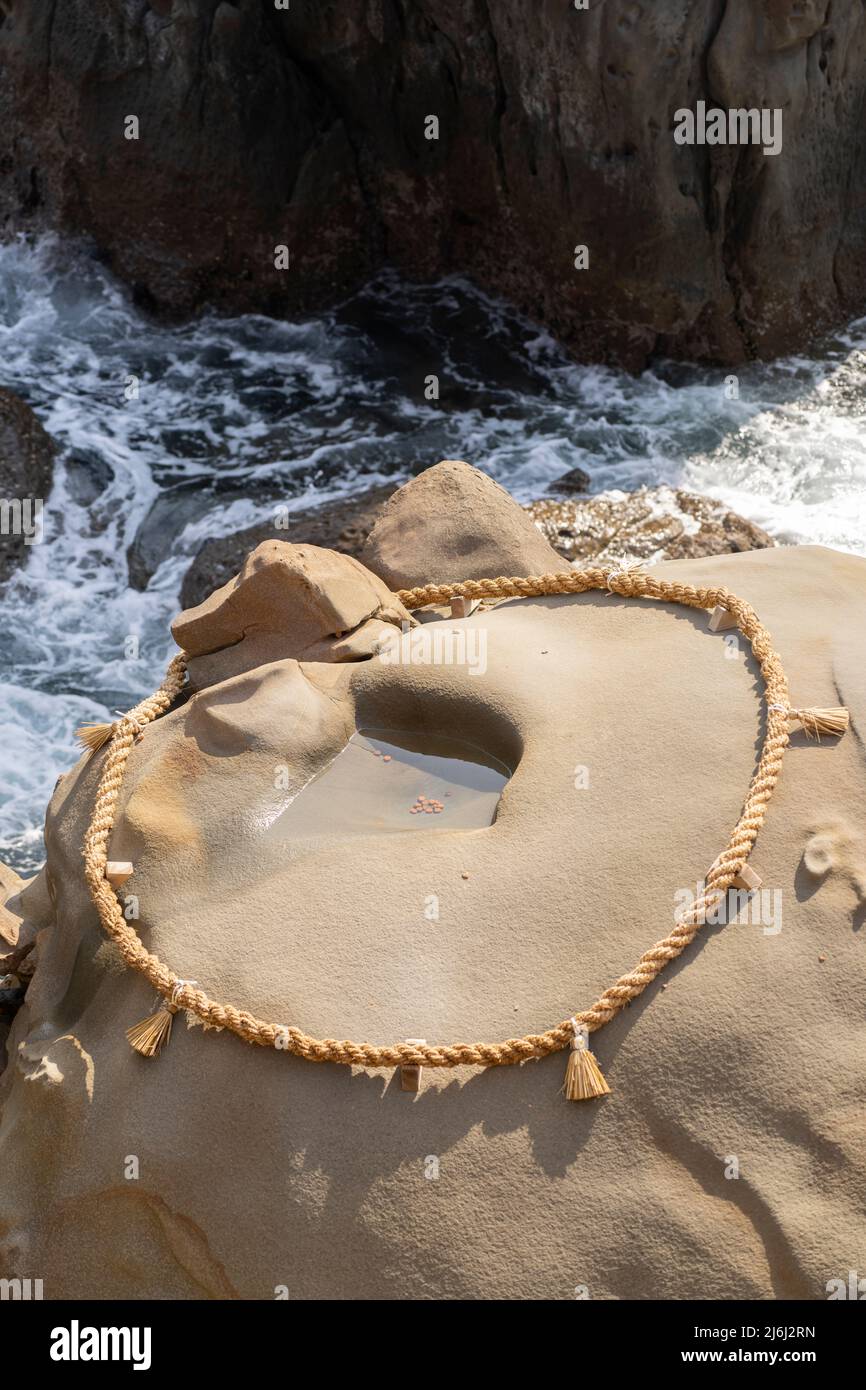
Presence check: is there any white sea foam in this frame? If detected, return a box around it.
[1,235,864,873]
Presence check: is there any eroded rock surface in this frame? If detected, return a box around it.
[360,460,571,588]
[0,860,24,954]
[0,861,40,1065]
[528,485,775,565]
[1,482,864,1299]
[183,468,775,604]
[178,486,394,611]
[173,540,414,685]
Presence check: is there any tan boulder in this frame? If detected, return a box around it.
[0,861,24,950]
[1,513,864,1299]
[178,485,395,611]
[360,459,571,588]
[1,862,47,1065]
[172,539,414,686]
[0,868,52,979]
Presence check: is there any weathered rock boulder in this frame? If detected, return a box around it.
[0,861,39,1066]
[359,460,571,589]
[1,479,864,1299]
[1,3,865,363]
[528,485,776,565]
[0,860,25,955]
[0,389,56,584]
[178,485,394,611]
[173,539,415,685]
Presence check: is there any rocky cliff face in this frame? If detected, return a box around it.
[1,1,864,366]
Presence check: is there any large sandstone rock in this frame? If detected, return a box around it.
[0,389,56,584]
[0,865,48,984]
[1,514,864,1298]
[1,4,865,363]
[0,861,38,1067]
[360,460,571,588]
[0,861,25,953]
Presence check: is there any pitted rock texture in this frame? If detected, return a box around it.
[1,2,865,364]
[528,485,776,565]
[180,468,777,606]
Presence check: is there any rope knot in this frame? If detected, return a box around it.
[171,979,199,1007]
[563,1019,610,1100]
[603,560,645,593]
[767,701,849,739]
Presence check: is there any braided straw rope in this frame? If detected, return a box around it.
[83,567,795,1071]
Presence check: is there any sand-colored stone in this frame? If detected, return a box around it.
[0,869,51,981]
[172,539,414,676]
[177,486,395,611]
[0,862,39,1066]
[360,460,571,590]
[180,477,772,612]
[0,861,24,949]
[1,506,865,1299]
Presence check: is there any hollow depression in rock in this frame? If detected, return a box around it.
[266,729,511,840]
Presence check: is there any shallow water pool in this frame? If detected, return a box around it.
[266,728,511,839]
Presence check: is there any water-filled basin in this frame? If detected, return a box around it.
[267,727,511,839]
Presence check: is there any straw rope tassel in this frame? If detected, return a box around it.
[789,707,848,739]
[564,1021,611,1101]
[126,999,178,1057]
[126,979,198,1057]
[76,722,116,755]
[767,700,849,739]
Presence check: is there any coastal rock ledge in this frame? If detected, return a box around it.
[2,3,866,364]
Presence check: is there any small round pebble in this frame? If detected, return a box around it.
[461,871,469,880]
